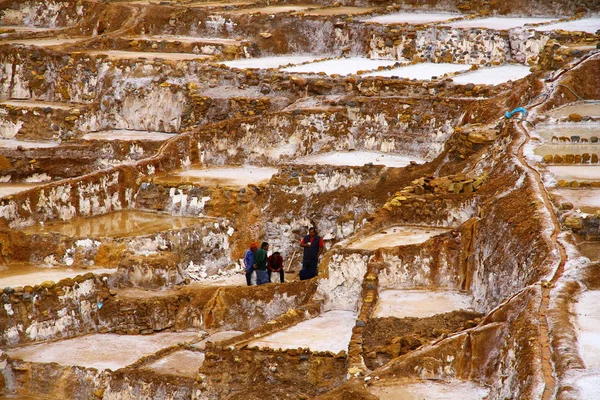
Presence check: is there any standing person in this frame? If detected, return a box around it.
[254,242,270,285]
[268,251,285,283]
[299,227,323,280]
[244,242,258,286]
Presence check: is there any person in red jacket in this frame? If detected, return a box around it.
[268,251,285,283]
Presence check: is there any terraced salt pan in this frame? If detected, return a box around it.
[0,183,41,197]
[573,375,600,400]
[81,129,175,141]
[0,139,59,149]
[535,123,600,141]
[362,12,462,25]
[369,379,489,400]
[248,310,355,353]
[23,210,205,238]
[451,65,531,85]
[552,188,600,213]
[0,100,76,110]
[6,332,201,371]
[124,35,241,45]
[300,7,375,16]
[547,103,600,119]
[547,166,600,182]
[229,5,317,14]
[85,50,212,61]
[0,263,116,288]
[576,291,600,368]
[534,18,600,34]
[347,226,450,250]
[363,62,469,80]
[143,350,205,378]
[0,26,64,33]
[281,58,398,76]
[183,0,256,8]
[221,55,320,69]
[374,290,473,318]
[444,17,558,30]
[579,242,600,262]
[293,151,424,167]
[4,38,86,47]
[534,144,600,156]
[155,166,278,187]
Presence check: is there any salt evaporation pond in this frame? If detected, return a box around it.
[369,379,489,400]
[155,166,278,187]
[23,210,205,238]
[444,17,557,30]
[552,188,600,213]
[534,144,599,156]
[281,57,398,76]
[374,290,473,318]
[347,226,450,250]
[547,166,600,182]
[248,310,355,353]
[81,129,176,141]
[85,50,212,61]
[535,123,600,141]
[229,5,316,14]
[302,7,375,16]
[124,35,241,45]
[362,12,462,25]
[3,38,86,47]
[0,100,75,110]
[534,18,600,34]
[451,65,531,85]
[0,183,41,197]
[143,350,205,378]
[7,332,201,371]
[574,375,600,400]
[579,242,600,262]
[0,26,64,33]
[0,262,116,288]
[221,55,320,69]
[547,103,600,118]
[363,62,469,80]
[576,291,600,368]
[293,151,423,167]
[0,139,59,149]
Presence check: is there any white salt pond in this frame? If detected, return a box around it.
[155,166,278,187]
[444,17,557,30]
[143,350,205,378]
[248,310,355,353]
[220,55,320,69]
[300,7,375,16]
[347,226,450,250]
[547,103,600,119]
[552,188,600,212]
[451,65,531,85]
[6,331,201,371]
[369,379,489,400]
[362,12,462,25]
[0,139,59,149]
[85,50,212,61]
[229,5,317,14]
[535,123,600,141]
[374,290,473,318]
[0,100,76,110]
[0,263,116,288]
[0,26,63,33]
[576,291,600,369]
[534,18,600,34]
[547,166,600,182]
[293,151,424,167]
[534,144,599,156]
[573,375,600,400]
[281,57,398,76]
[23,210,205,238]
[124,35,241,45]
[0,183,41,197]
[4,38,86,47]
[363,62,469,80]
[81,129,176,141]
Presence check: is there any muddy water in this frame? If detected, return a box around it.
[248,310,356,353]
[6,331,202,371]
[369,379,489,400]
[547,166,600,181]
[534,144,599,156]
[575,291,600,369]
[84,50,212,60]
[81,129,175,141]
[547,103,600,118]
[552,188,600,213]
[154,166,278,187]
[374,290,473,318]
[534,123,600,141]
[347,226,450,250]
[294,151,424,167]
[22,210,206,238]
[0,183,41,198]
[579,242,600,262]
[0,262,115,288]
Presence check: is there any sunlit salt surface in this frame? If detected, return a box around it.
[547,166,600,182]
[0,100,75,110]
[576,291,600,368]
[301,7,375,16]
[293,151,424,167]
[124,35,241,45]
[534,18,600,34]
[534,144,600,156]
[155,166,278,187]
[85,50,212,61]
[451,65,531,85]
[23,210,205,238]
[221,55,320,69]
[347,226,450,250]
[547,103,600,118]
[369,379,489,400]
[143,350,205,378]
[81,129,176,141]
[281,58,398,76]
[574,375,600,400]
[444,17,557,30]
[552,188,600,213]
[229,5,317,14]
[362,12,462,25]
[579,242,600,262]
[0,139,59,149]
[248,310,356,353]
[0,262,116,288]
[374,290,473,318]
[6,331,201,371]
[535,123,600,141]
[363,62,469,79]
[3,38,86,47]
[0,183,41,197]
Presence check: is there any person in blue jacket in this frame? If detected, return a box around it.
[244,242,258,286]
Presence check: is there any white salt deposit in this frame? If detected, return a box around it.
[143,350,205,377]
[0,100,74,110]
[85,50,212,61]
[374,290,473,318]
[363,62,469,80]
[293,151,423,167]
[574,375,600,400]
[369,379,489,400]
[248,310,355,353]
[547,103,600,118]
[81,129,176,141]
[0,139,59,148]
[229,5,316,14]
[301,7,375,16]
[552,188,600,210]
[347,226,450,250]
[0,265,116,289]
[444,17,557,30]
[221,55,320,69]
[451,65,531,85]
[534,18,600,34]
[534,123,600,141]
[159,166,278,187]
[6,331,201,371]
[3,38,86,47]
[0,183,40,197]
[362,12,462,25]
[281,58,398,76]
[547,166,600,182]
[576,291,600,368]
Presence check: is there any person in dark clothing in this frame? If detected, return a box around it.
[268,251,285,283]
[299,227,323,280]
[254,242,270,285]
[244,242,258,286]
